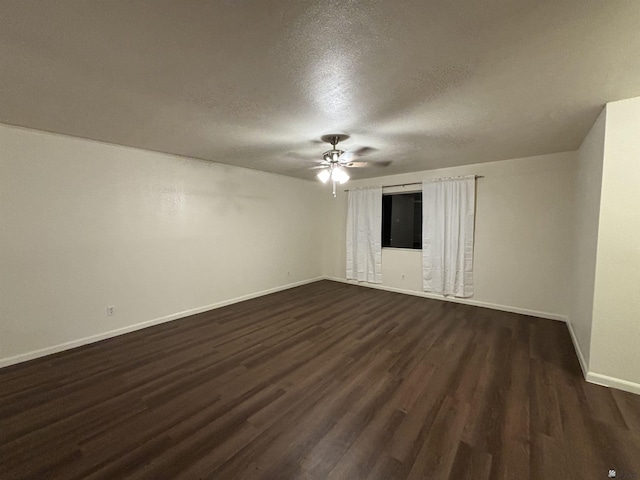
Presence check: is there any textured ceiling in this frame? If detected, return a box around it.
[1,1,640,180]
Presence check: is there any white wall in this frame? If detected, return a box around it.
[0,124,324,364]
[568,107,606,370]
[323,151,577,319]
[589,96,640,388]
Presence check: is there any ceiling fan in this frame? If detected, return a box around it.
[315,134,379,197]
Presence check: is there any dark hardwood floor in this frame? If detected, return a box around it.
[1,280,639,480]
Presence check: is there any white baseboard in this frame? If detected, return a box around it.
[586,372,640,396]
[565,319,589,378]
[0,277,324,369]
[323,276,568,322]
[562,317,640,396]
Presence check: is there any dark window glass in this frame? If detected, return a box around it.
[382,192,422,249]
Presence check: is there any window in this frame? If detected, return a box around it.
[382,192,422,249]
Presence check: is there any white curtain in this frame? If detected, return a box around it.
[422,176,476,297]
[346,187,382,283]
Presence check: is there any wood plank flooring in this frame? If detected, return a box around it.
[1,280,639,479]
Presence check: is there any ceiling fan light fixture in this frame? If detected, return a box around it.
[317,169,331,183]
[331,166,349,184]
[313,134,376,195]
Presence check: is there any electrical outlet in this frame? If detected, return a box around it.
[106,305,115,316]
[287,270,290,276]
[401,273,405,279]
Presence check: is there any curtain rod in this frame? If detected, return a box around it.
[343,175,484,192]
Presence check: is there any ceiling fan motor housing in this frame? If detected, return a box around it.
[323,149,344,163]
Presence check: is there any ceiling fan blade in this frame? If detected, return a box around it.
[371,160,391,167]
[346,160,392,168]
[345,161,370,168]
[352,146,378,156]
[372,160,391,167]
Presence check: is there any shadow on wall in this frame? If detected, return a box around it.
[207,173,267,215]
[153,162,267,216]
